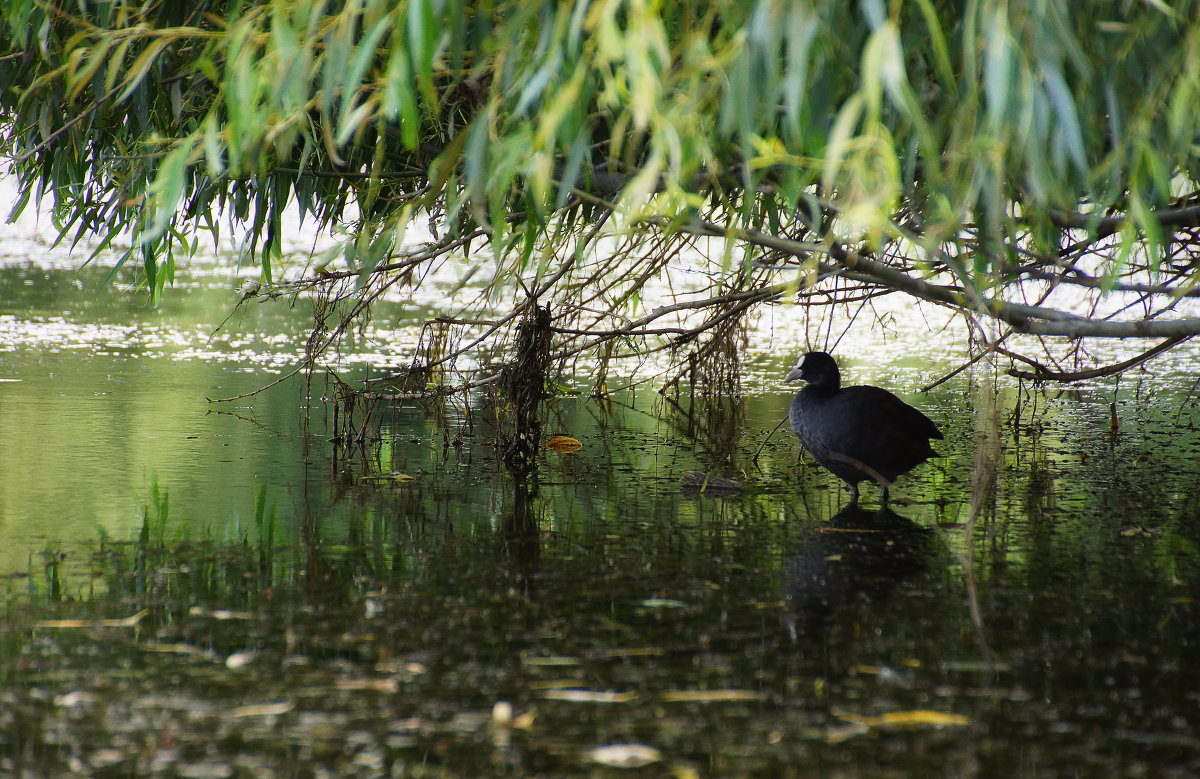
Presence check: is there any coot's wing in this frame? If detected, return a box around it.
[831,386,941,467]
[846,386,940,438]
[895,391,941,441]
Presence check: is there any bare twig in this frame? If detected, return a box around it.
[1007,335,1193,382]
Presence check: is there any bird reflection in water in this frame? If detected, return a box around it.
[782,505,937,640]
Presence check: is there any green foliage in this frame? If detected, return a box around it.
[2,0,1200,370]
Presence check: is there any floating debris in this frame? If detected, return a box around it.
[335,678,400,693]
[639,597,688,610]
[521,653,582,667]
[141,642,215,658]
[225,650,257,670]
[37,609,150,629]
[491,701,536,731]
[660,690,765,703]
[54,690,97,708]
[838,708,971,730]
[231,701,294,718]
[605,647,664,658]
[188,607,252,621]
[542,690,638,704]
[586,743,662,768]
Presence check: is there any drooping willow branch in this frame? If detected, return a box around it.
[208,166,1200,405]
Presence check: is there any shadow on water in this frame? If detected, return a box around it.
[783,506,942,642]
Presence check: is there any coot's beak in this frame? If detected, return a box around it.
[784,367,804,383]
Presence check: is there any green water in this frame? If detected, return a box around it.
[2,221,1200,775]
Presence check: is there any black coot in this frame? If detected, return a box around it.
[785,352,942,505]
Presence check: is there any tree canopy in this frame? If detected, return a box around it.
[3,0,1199,388]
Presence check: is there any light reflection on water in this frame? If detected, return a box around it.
[1,354,304,567]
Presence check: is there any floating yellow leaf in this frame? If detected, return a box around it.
[822,708,969,743]
[544,435,582,453]
[869,709,970,728]
[839,709,970,729]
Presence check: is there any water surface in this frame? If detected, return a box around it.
[2,192,1200,776]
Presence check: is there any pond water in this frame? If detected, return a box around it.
[2,188,1200,777]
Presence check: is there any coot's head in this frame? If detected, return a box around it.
[784,351,841,391]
